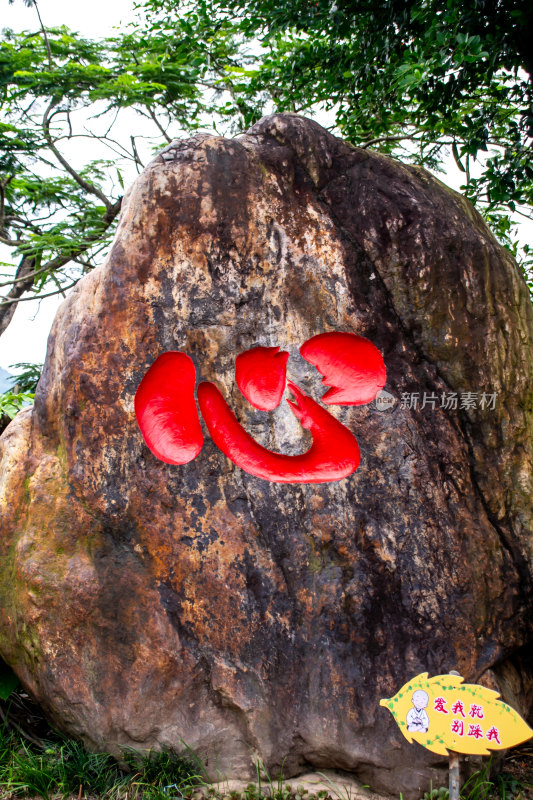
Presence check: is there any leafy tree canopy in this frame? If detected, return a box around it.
[0,2,246,338]
[0,0,531,367]
[144,0,533,289]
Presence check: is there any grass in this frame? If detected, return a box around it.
[420,757,533,800]
[1,707,532,800]
[0,718,207,800]
[0,721,336,800]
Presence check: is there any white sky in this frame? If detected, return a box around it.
[1,0,135,39]
[0,0,531,374]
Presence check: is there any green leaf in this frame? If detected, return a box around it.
[0,658,19,700]
[0,391,35,419]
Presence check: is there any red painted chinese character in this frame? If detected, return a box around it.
[451,720,464,736]
[136,333,387,484]
[451,701,465,717]
[434,697,448,713]
[468,724,484,739]
[487,726,501,744]
[469,704,484,719]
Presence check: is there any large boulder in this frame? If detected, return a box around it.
[0,114,532,797]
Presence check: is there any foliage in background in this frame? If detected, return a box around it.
[143,0,533,293]
[0,363,41,428]
[0,388,33,420]
[0,1,247,337]
[7,361,42,392]
[1,0,532,348]
[0,659,18,701]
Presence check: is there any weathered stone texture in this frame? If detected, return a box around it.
[1,114,532,797]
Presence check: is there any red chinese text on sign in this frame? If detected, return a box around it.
[451,720,464,736]
[434,698,448,714]
[451,701,465,717]
[468,725,484,739]
[487,727,501,744]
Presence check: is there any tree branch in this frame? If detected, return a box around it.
[0,262,56,289]
[130,136,145,170]
[0,196,122,337]
[33,0,53,69]
[0,256,37,336]
[43,102,113,210]
[73,257,97,270]
[513,208,533,221]
[148,107,172,143]
[0,178,8,233]
[0,278,81,306]
[0,233,22,247]
[360,134,422,149]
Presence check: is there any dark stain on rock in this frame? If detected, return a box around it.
[0,113,532,800]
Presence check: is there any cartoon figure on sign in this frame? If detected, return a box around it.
[406,690,430,733]
[135,331,387,484]
[380,672,533,756]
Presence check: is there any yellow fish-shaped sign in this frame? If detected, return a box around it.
[380,672,533,756]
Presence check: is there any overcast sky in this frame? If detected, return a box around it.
[2,0,135,39]
[0,1,531,374]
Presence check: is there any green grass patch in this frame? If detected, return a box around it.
[1,707,532,800]
[0,720,207,800]
[420,757,533,800]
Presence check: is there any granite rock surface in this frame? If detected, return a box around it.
[1,114,532,797]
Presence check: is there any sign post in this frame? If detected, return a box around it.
[449,752,460,800]
[448,670,462,800]
[380,672,533,796]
